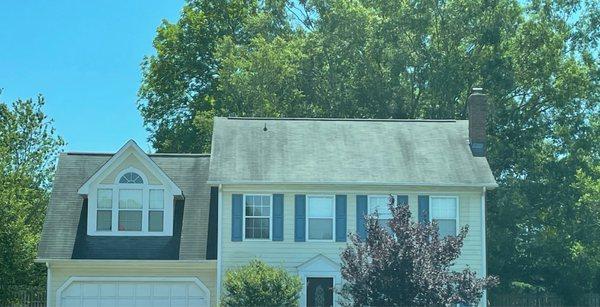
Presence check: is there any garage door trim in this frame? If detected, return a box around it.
[56,276,211,307]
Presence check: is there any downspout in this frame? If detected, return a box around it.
[481,187,487,306]
[216,184,223,306]
[46,262,52,307]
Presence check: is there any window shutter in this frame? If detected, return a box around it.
[418,195,429,224]
[231,194,243,241]
[397,195,409,206]
[294,194,306,242]
[356,195,368,240]
[335,195,347,242]
[272,194,284,241]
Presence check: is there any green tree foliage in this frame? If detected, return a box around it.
[341,196,497,306]
[0,94,64,303]
[222,259,302,306]
[140,0,599,301]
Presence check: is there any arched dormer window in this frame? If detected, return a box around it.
[90,167,171,236]
[119,172,144,184]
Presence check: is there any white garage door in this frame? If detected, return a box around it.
[58,277,209,307]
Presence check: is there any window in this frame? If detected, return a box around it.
[149,189,164,232]
[90,168,172,236]
[368,195,394,233]
[96,189,112,231]
[430,196,458,237]
[244,195,271,239]
[118,189,143,231]
[119,172,144,184]
[307,196,335,241]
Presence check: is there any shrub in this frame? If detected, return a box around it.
[222,259,302,306]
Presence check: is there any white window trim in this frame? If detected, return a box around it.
[242,194,273,241]
[428,195,460,236]
[87,167,174,236]
[306,195,336,242]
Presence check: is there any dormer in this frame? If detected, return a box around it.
[78,140,183,236]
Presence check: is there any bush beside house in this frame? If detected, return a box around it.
[222,259,302,306]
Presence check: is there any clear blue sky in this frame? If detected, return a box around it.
[0,0,185,153]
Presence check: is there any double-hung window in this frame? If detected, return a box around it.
[244,195,271,240]
[118,189,143,231]
[307,195,335,241]
[430,196,458,237]
[368,195,394,233]
[149,189,165,232]
[96,189,113,231]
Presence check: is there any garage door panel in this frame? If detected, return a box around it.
[99,298,116,307]
[59,279,209,307]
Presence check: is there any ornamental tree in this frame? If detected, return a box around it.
[222,259,302,306]
[340,196,497,306]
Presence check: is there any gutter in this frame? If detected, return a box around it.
[206,180,499,189]
[481,187,488,306]
[216,184,223,306]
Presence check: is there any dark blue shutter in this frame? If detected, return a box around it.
[335,195,347,242]
[232,194,243,241]
[397,195,409,207]
[418,195,429,224]
[272,194,284,241]
[356,195,368,240]
[294,195,306,242]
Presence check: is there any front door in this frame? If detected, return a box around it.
[306,277,333,307]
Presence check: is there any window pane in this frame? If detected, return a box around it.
[380,218,393,234]
[118,211,142,231]
[436,219,456,237]
[149,190,164,209]
[369,196,393,219]
[308,197,334,217]
[245,217,270,239]
[308,218,333,240]
[97,189,113,209]
[96,210,112,231]
[245,195,270,217]
[149,211,164,232]
[119,189,143,209]
[430,197,457,219]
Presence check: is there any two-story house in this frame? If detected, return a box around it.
[37,89,497,307]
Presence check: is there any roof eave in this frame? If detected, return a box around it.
[207,180,499,189]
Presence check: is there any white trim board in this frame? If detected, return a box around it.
[78,140,182,196]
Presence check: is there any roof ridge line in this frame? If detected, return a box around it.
[224,117,458,122]
[65,152,211,157]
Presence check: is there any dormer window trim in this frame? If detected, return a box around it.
[87,167,174,237]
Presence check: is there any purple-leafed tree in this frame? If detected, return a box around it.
[340,196,497,306]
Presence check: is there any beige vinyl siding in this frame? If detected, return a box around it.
[221,184,484,279]
[47,261,217,307]
[100,148,161,185]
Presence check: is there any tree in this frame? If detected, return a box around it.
[140,0,599,300]
[222,259,302,306]
[340,196,497,306]
[0,94,64,304]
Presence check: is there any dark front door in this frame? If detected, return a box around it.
[306,277,334,307]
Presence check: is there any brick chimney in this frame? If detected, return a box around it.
[468,88,488,156]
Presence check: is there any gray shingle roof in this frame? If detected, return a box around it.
[208,117,497,187]
[37,153,212,260]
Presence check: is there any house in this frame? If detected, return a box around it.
[37,89,497,307]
